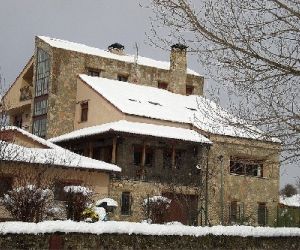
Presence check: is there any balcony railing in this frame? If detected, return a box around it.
[113,165,202,187]
[20,86,32,101]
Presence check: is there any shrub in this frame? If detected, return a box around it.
[143,196,171,224]
[1,184,53,222]
[64,185,93,221]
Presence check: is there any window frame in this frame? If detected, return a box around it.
[35,49,50,97]
[117,74,129,82]
[32,116,47,138]
[34,97,48,116]
[186,85,194,95]
[230,157,263,178]
[121,191,131,216]
[133,145,142,166]
[257,202,268,226]
[158,81,168,90]
[0,176,13,197]
[80,101,89,122]
[87,68,101,77]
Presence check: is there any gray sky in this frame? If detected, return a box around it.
[0,0,298,188]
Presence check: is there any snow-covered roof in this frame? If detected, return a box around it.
[38,36,200,76]
[0,141,120,172]
[49,120,212,144]
[79,75,280,143]
[1,126,60,149]
[280,194,300,207]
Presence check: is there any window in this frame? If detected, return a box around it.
[101,146,112,163]
[133,145,142,166]
[133,145,154,167]
[13,114,22,128]
[35,49,50,97]
[33,117,47,138]
[80,102,88,122]
[158,81,168,90]
[145,148,154,167]
[175,150,184,169]
[229,201,244,224]
[257,203,268,226]
[87,69,101,77]
[34,99,48,116]
[230,158,263,177]
[230,201,238,223]
[0,176,13,197]
[148,101,162,106]
[54,180,81,201]
[117,74,128,82]
[121,192,131,215]
[186,85,194,95]
[163,149,172,169]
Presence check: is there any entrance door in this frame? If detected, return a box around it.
[163,193,198,225]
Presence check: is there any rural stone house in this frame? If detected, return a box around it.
[2,36,281,226]
[0,126,120,221]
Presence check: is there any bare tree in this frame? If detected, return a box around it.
[148,0,300,164]
[280,183,298,197]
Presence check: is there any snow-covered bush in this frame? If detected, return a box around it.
[143,196,171,224]
[0,184,53,222]
[63,185,93,221]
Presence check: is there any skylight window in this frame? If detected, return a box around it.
[128,98,141,103]
[148,101,162,106]
[186,107,197,111]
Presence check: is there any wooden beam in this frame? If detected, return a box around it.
[141,141,146,167]
[171,145,176,168]
[111,137,117,164]
[88,142,93,158]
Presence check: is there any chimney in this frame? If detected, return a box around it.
[169,44,187,95]
[108,43,125,55]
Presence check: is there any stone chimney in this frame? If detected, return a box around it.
[108,43,125,55]
[169,44,187,95]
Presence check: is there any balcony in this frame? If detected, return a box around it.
[19,86,32,102]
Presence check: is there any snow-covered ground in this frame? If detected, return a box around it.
[280,194,300,207]
[0,221,300,237]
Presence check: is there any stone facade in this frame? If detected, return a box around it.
[3,36,280,226]
[32,37,204,139]
[206,135,280,226]
[60,134,207,224]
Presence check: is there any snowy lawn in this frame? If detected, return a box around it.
[0,221,300,237]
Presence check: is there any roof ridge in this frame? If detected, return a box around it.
[37,36,200,76]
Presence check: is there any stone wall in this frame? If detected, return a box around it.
[0,233,299,249]
[33,37,204,138]
[206,135,280,226]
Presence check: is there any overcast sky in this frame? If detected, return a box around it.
[0,0,298,188]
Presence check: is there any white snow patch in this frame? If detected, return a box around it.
[96,198,118,207]
[280,194,300,207]
[0,140,121,172]
[94,207,107,221]
[63,186,92,196]
[143,196,171,205]
[38,36,200,76]
[0,221,300,237]
[49,120,211,144]
[1,126,60,149]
